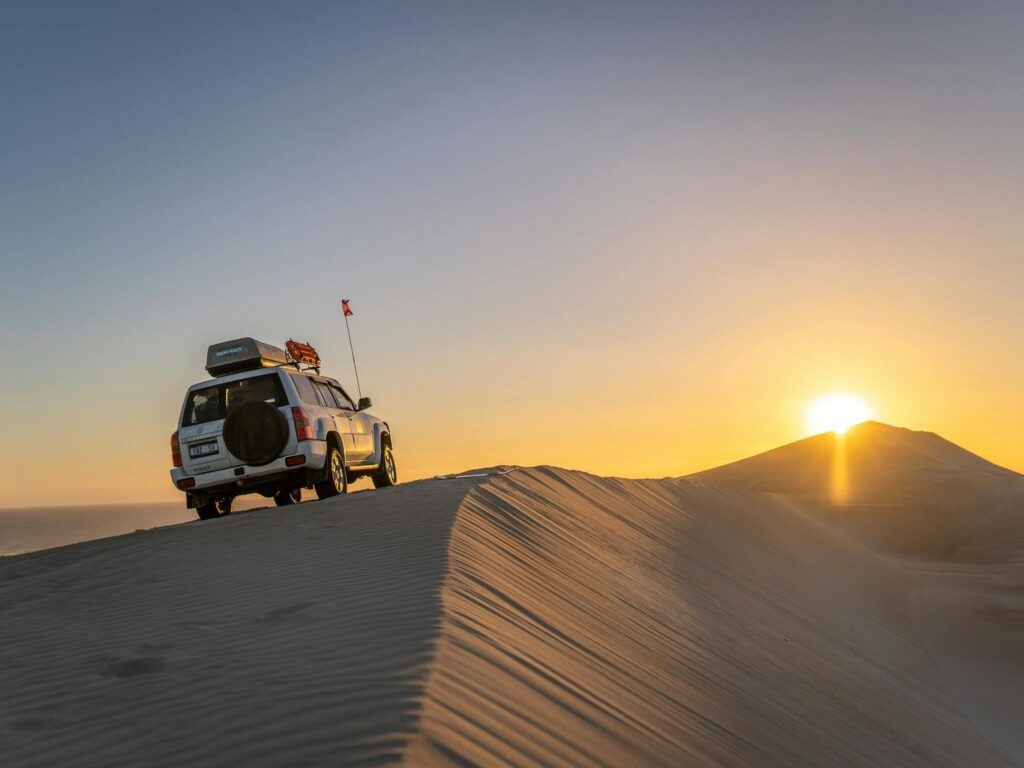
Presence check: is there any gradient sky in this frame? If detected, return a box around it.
[2,1,1023,506]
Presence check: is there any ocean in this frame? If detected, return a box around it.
[0,498,269,556]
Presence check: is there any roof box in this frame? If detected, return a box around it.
[206,337,289,377]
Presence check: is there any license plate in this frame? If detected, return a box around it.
[189,441,220,459]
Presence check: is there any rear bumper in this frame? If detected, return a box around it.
[170,439,328,498]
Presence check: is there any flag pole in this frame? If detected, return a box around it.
[343,302,363,400]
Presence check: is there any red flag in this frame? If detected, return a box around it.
[342,299,353,317]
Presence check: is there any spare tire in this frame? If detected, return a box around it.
[223,401,289,466]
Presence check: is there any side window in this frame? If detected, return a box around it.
[289,373,318,405]
[329,384,355,411]
[312,382,334,409]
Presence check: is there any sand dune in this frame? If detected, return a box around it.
[2,444,1019,766]
[691,421,1024,763]
[690,421,1024,557]
[904,557,1024,763]
[0,481,467,766]
[405,469,1012,767]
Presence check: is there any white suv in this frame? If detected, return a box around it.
[170,337,396,519]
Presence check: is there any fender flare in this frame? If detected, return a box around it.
[369,422,392,467]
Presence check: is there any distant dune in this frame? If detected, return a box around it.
[689,421,1024,761]
[690,421,1024,558]
[1,426,1021,766]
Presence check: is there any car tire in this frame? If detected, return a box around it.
[196,497,230,520]
[315,444,348,499]
[275,488,301,506]
[372,443,397,488]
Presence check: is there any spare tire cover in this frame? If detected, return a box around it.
[223,401,289,466]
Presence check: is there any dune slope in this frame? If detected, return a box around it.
[404,468,1011,767]
[0,480,471,767]
[0,466,1014,767]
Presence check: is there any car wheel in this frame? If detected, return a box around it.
[275,488,302,506]
[196,497,231,520]
[315,444,348,499]
[372,444,397,488]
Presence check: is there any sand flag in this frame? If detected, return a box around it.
[341,299,362,400]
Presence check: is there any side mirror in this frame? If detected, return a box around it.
[357,396,373,411]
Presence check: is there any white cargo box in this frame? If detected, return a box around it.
[206,338,289,377]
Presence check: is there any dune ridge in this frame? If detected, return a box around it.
[0,460,1018,766]
[405,467,1012,767]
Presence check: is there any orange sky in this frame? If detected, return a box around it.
[2,3,1023,507]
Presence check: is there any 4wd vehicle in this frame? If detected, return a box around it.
[170,337,396,520]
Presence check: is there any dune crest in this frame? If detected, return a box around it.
[405,467,1011,767]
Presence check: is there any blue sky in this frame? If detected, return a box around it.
[3,1,1024,504]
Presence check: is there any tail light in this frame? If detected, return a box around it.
[292,407,313,441]
[171,431,182,467]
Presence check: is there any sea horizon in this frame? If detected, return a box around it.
[0,498,269,556]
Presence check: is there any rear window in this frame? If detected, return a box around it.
[183,385,222,426]
[182,374,287,426]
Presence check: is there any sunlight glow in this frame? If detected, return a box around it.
[806,393,874,435]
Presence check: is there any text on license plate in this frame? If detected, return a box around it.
[189,441,220,459]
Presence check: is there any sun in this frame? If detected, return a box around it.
[806,393,874,435]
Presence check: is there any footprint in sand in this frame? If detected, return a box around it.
[103,655,165,678]
[256,602,316,623]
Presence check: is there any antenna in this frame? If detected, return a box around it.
[341,299,362,399]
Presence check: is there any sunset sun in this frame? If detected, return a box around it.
[806,394,874,435]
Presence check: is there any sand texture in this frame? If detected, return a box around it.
[2,425,1021,766]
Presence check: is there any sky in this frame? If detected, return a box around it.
[2,1,1023,506]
